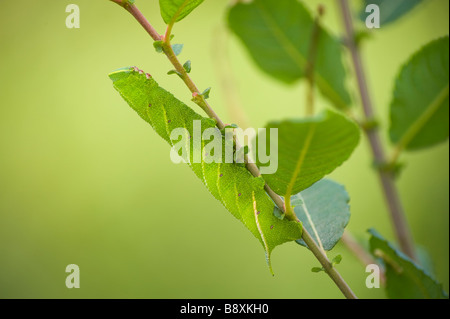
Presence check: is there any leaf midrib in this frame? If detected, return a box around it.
[285,124,317,197]
[169,0,190,24]
[397,83,449,150]
[298,193,325,251]
[252,192,272,274]
[254,1,347,109]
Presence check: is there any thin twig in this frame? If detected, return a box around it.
[303,231,357,299]
[338,0,416,261]
[111,1,357,299]
[341,231,386,285]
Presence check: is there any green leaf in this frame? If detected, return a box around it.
[227,0,351,110]
[201,87,211,99]
[153,40,164,53]
[294,179,350,251]
[311,267,324,273]
[183,60,192,73]
[172,43,184,56]
[332,254,342,266]
[389,36,449,151]
[167,69,182,77]
[261,110,360,196]
[416,246,436,278]
[368,229,448,299]
[273,206,285,220]
[109,67,302,273]
[159,0,204,24]
[359,0,422,26]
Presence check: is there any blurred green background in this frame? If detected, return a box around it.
[0,0,448,299]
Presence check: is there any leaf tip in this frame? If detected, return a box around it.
[108,66,134,82]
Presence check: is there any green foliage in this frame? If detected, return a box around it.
[227,0,351,109]
[332,254,342,266]
[311,267,324,273]
[368,229,448,299]
[294,179,351,251]
[172,43,184,56]
[389,36,449,151]
[261,110,360,196]
[167,69,182,77]
[183,60,192,73]
[311,255,342,273]
[153,40,183,56]
[153,40,164,53]
[201,87,211,99]
[159,0,204,24]
[109,67,303,272]
[359,0,423,26]
[107,0,448,298]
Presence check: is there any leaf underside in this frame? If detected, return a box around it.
[368,229,448,299]
[389,36,449,150]
[228,0,351,110]
[359,0,423,26]
[294,179,351,251]
[109,67,302,272]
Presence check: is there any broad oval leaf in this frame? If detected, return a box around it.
[359,0,423,26]
[227,0,351,110]
[109,67,302,272]
[368,229,448,299]
[261,110,360,196]
[294,179,351,251]
[389,36,449,151]
[159,0,204,24]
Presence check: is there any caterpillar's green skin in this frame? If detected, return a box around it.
[109,67,303,271]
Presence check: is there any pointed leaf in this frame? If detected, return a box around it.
[159,0,204,24]
[109,67,302,272]
[332,254,343,265]
[227,0,351,109]
[369,229,448,299]
[201,87,211,99]
[389,36,449,151]
[294,179,351,251]
[183,60,192,73]
[261,110,360,196]
[359,0,423,26]
[172,43,184,56]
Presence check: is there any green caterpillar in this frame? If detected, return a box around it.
[109,67,302,272]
